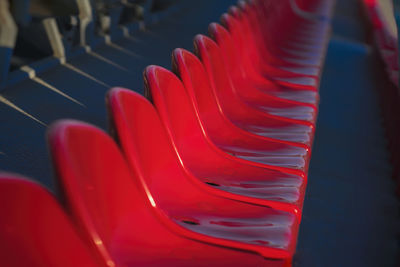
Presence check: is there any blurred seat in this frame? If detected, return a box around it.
[111,85,306,216]
[146,61,308,173]
[249,0,330,61]
[170,48,312,169]
[194,34,316,146]
[243,1,326,64]
[0,173,104,267]
[222,11,320,105]
[208,22,318,124]
[48,118,299,266]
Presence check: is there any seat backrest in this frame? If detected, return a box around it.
[107,87,195,198]
[110,86,266,212]
[144,64,222,166]
[48,119,150,266]
[294,0,333,16]
[193,35,249,118]
[226,6,264,63]
[0,173,104,267]
[208,22,246,85]
[172,47,260,140]
[236,1,304,50]
[239,1,273,54]
[208,22,292,100]
[221,10,273,75]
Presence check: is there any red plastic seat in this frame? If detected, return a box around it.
[221,12,321,105]
[208,22,318,124]
[231,0,331,94]
[237,1,327,72]
[0,173,104,267]
[254,0,331,47]
[170,47,313,163]
[110,86,306,216]
[48,119,299,266]
[193,33,316,146]
[245,1,328,61]
[145,62,307,202]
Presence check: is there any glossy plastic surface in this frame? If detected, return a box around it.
[221,12,320,105]
[170,48,311,172]
[193,34,315,148]
[48,118,298,265]
[208,22,318,124]
[117,83,306,216]
[0,173,104,267]
[258,1,327,49]
[235,1,326,75]
[231,0,331,92]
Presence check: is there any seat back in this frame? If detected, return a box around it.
[224,7,266,69]
[107,87,195,199]
[48,119,151,266]
[193,35,249,119]
[0,173,103,267]
[173,47,263,140]
[221,10,281,77]
[239,1,277,58]
[144,65,224,166]
[208,22,246,85]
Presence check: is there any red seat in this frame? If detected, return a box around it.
[111,85,306,215]
[208,22,318,124]
[251,0,330,53]
[193,33,316,147]
[245,1,328,61]
[229,0,331,95]
[0,173,103,267]
[237,2,327,71]
[221,11,321,105]
[170,48,312,168]
[48,118,299,266]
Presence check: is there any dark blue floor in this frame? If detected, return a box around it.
[295,0,399,266]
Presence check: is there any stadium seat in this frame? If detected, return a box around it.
[221,12,320,105]
[208,22,318,124]
[48,119,299,266]
[239,2,324,78]
[245,1,328,58]
[235,2,327,70]
[0,173,104,267]
[194,33,316,140]
[253,0,331,48]
[110,86,306,216]
[171,48,313,160]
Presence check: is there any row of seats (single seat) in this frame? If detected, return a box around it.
[0,0,332,266]
[362,0,400,193]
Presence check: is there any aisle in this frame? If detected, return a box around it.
[294,0,399,266]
